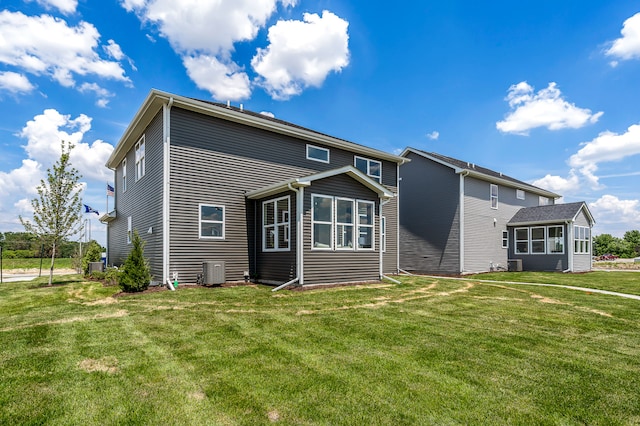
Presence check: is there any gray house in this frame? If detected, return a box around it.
[101,89,406,287]
[399,148,594,274]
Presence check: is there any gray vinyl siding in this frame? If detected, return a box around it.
[108,111,164,280]
[167,107,397,284]
[382,196,398,274]
[255,192,297,283]
[507,224,569,271]
[462,176,540,273]
[303,174,381,285]
[573,211,592,272]
[399,153,460,273]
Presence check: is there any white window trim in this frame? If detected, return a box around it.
[135,135,146,182]
[311,194,333,251]
[515,227,529,254]
[574,225,590,254]
[490,184,498,209]
[127,216,132,244]
[530,226,546,255]
[122,158,127,193]
[199,204,225,240]
[539,196,550,206]
[335,197,355,250]
[381,216,387,253]
[263,196,291,252]
[547,225,565,254]
[516,189,525,200]
[306,144,330,164]
[354,155,382,183]
[356,200,375,251]
[502,230,509,249]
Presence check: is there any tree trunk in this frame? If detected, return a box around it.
[49,241,56,286]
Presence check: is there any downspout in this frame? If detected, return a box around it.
[459,171,469,274]
[272,183,303,292]
[380,197,392,281]
[396,162,401,273]
[565,220,573,273]
[162,97,173,284]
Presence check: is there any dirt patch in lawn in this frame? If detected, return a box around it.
[78,356,119,374]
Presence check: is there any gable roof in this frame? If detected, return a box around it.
[401,147,560,199]
[508,202,595,226]
[245,165,395,200]
[106,89,408,169]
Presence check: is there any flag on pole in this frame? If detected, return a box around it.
[106,184,115,197]
[84,204,99,215]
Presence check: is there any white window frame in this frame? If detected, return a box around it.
[354,156,382,183]
[516,189,525,200]
[312,194,334,250]
[135,135,146,181]
[539,196,550,206]
[335,197,355,250]
[530,226,546,254]
[547,225,564,254]
[574,225,590,254]
[381,216,387,253]
[199,204,225,240]
[122,158,127,193]
[356,200,375,250]
[515,227,529,254]
[490,184,498,209]
[263,196,290,252]
[502,230,509,249]
[127,216,132,244]
[306,144,330,163]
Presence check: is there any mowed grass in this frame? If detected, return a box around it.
[1,273,639,425]
[1,257,74,271]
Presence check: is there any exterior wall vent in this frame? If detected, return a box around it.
[203,261,225,285]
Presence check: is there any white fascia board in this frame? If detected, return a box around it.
[571,203,596,226]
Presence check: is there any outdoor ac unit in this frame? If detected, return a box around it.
[507,259,523,272]
[203,261,225,285]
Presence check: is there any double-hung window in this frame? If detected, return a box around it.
[306,144,330,163]
[516,189,525,200]
[263,196,290,251]
[539,196,550,206]
[381,217,387,253]
[531,227,546,254]
[502,230,509,249]
[122,158,127,192]
[357,201,374,249]
[135,136,145,181]
[312,195,333,249]
[354,156,381,183]
[335,198,354,249]
[199,204,224,239]
[515,228,529,254]
[574,226,590,254]
[548,226,564,253]
[490,184,498,209]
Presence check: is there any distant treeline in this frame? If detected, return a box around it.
[0,232,83,258]
[593,230,640,259]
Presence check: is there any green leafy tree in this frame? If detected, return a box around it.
[19,141,84,286]
[623,230,640,257]
[593,234,616,256]
[119,230,151,292]
[82,240,104,276]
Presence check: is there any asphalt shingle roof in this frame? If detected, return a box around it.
[508,202,588,225]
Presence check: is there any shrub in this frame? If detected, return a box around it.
[105,267,121,287]
[89,271,106,280]
[118,230,151,292]
[82,240,104,276]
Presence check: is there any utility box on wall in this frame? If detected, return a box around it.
[203,261,225,285]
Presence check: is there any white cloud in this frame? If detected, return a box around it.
[252,11,350,100]
[120,0,288,100]
[0,159,42,198]
[0,71,35,94]
[496,82,603,135]
[426,131,439,140]
[568,123,640,189]
[79,82,113,107]
[18,109,114,181]
[26,0,78,14]
[104,40,125,61]
[0,11,129,89]
[590,195,640,236]
[183,55,251,101]
[606,13,640,63]
[531,171,581,195]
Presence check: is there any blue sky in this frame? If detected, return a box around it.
[1,0,639,247]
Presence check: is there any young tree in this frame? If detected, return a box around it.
[623,230,640,257]
[20,141,84,286]
[119,230,151,292]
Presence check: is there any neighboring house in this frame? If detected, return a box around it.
[101,89,406,287]
[399,148,594,274]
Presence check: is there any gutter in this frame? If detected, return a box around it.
[272,183,304,292]
[162,97,173,284]
[459,170,469,274]
[379,197,392,279]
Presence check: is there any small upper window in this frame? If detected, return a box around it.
[200,204,225,239]
[135,136,146,181]
[122,158,127,192]
[355,156,382,183]
[539,196,550,206]
[306,144,329,163]
[490,184,498,209]
[516,189,525,200]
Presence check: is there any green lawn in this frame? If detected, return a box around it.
[1,273,639,425]
[1,257,74,271]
